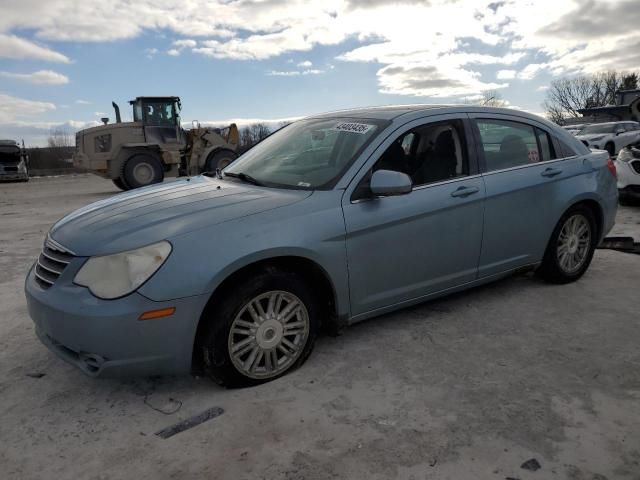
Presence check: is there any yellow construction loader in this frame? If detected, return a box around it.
[73,96,239,190]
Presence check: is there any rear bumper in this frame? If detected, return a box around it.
[25,263,209,377]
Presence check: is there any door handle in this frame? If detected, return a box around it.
[450,186,480,198]
[541,167,562,178]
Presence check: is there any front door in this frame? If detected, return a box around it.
[342,116,485,317]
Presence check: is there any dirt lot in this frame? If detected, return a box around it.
[1,175,639,480]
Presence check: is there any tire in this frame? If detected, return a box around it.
[200,268,318,388]
[605,142,616,157]
[112,177,128,191]
[205,150,238,173]
[536,205,598,284]
[122,154,164,189]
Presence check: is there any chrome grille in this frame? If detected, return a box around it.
[35,237,75,289]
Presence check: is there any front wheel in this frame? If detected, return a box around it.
[536,206,597,284]
[200,269,318,388]
[122,154,164,189]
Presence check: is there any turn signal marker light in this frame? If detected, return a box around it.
[139,307,176,321]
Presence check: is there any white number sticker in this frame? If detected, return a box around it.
[333,122,374,134]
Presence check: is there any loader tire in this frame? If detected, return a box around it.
[122,154,164,189]
[205,150,238,173]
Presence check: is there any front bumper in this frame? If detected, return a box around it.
[25,263,209,377]
[615,158,640,193]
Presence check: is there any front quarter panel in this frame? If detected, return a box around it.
[137,190,350,318]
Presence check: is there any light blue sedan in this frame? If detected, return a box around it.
[25,105,618,387]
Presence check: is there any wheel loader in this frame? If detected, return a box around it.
[73,96,239,190]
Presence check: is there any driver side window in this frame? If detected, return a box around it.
[373,120,469,187]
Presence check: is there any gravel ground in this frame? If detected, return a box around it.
[1,175,639,480]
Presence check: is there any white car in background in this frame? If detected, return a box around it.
[562,124,590,136]
[576,121,640,156]
[615,143,640,203]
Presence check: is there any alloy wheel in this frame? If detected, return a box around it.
[557,213,591,274]
[228,290,310,379]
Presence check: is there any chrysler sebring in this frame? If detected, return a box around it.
[25,105,618,387]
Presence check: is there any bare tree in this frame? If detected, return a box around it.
[621,73,639,90]
[480,90,508,107]
[544,71,639,123]
[238,123,272,151]
[47,127,74,148]
[462,90,508,107]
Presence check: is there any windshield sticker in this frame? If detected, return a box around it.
[297,181,311,187]
[333,122,374,134]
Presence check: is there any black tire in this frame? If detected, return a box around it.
[122,154,164,189]
[112,177,128,191]
[536,205,598,284]
[200,268,318,388]
[605,142,616,157]
[205,150,238,173]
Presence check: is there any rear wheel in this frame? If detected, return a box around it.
[200,269,318,388]
[112,177,128,190]
[536,205,597,284]
[122,154,164,189]
[205,150,238,173]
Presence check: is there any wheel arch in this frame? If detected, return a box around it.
[563,197,604,240]
[191,254,340,372]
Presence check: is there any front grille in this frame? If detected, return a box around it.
[631,160,640,175]
[35,238,75,289]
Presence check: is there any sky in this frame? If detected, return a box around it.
[0,0,639,146]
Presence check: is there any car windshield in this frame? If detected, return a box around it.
[581,124,616,134]
[224,117,388,189]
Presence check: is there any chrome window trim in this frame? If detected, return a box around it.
[481,155,572,177]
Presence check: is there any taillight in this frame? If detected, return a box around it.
[607,158,617,178]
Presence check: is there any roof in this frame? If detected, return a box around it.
[308,104,547,122]
[578,105,630,114]
[129,96,180,104]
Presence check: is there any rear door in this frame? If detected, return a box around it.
[342,115,485,317]
[469,113,583,277]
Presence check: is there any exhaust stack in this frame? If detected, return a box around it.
[112,101,122,123]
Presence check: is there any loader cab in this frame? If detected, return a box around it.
[130,96,183,145]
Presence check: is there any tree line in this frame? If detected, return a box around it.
[544,71,638,124]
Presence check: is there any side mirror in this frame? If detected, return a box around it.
[370,169,412,197]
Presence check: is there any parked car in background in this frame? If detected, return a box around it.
[25,105,618,387]
[576,121,640,156]
[615,143,640,203]
[0,139,29,182]
[562,124,590,136]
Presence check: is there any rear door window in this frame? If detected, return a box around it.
[476,119,539,171]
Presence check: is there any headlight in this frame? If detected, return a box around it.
[74,241,172,299]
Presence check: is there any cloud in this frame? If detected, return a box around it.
[297,60,313,68]
[496,69,516,80]
[75,99,91,105]
[1,0,639,99]
[0,69,69,84]
[144,47,158,58]
[267,69,324,76]
[0,34,70,63]
[0,93,56,123]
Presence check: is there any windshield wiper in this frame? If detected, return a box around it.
[224,171,264,186]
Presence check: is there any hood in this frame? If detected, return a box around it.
[50,176,311,256]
